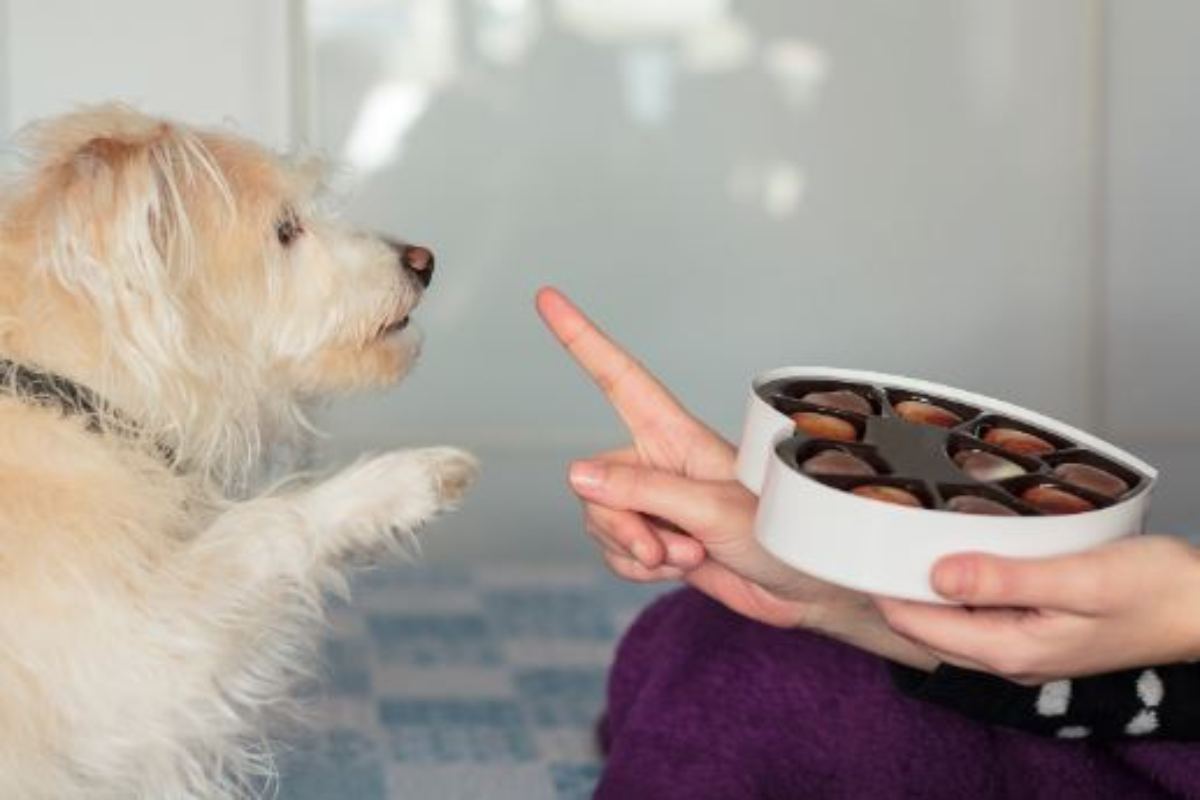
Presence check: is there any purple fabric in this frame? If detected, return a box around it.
[597,588,1200,799]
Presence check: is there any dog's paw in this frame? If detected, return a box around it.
[302,447,479,555]
[418,446,480,506]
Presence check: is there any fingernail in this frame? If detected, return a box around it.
[630,540,653,567]
[569,460,605,493]
[933,560,966,598]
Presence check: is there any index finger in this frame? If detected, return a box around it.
[535,286,690,434]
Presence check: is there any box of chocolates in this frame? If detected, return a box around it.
[735,368,1157,602]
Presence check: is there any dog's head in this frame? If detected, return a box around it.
[1,105,432,473]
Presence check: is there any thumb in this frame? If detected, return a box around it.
[568,459,751,541]
[931,550,1105,612]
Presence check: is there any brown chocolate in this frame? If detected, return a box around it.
[791,412,858,442]
[850,485,923,508]
[894,400,962,429]
[983,427,1056,457]
[945,495,1019,516]
[801,450,877,477]
[1053,463,1129,499]
[1021,485,1096,515]
[801,389,872,415]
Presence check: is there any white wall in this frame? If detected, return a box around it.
[1101,1,1200,535]
[0,0,293,147]
[1104,1,1200,443]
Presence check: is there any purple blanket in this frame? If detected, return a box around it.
[597,589,1200,799]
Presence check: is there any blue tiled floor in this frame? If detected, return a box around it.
[276,565,666,800]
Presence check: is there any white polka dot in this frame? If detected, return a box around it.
[1136,670,1164,708]
[1036,679,1072,717]
[1057,725,1090,739]
[1126,709,1159,736]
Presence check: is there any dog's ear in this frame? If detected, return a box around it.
[32,107,233,284]
[27,107,231,369]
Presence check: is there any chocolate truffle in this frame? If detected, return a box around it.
[894,400,962,429]
[1053,462,1129,499]
[850,485,923,508]
[801,389,872,415]
[1021,485,1096,515]
[952,450,1026,482]
[946,495,1019,516]
[791,412,858,442]
[983,427,1056,457]
[801,450,877,477]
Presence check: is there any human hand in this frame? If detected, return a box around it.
[534,286,733,575]
[536,287,936,668]
[875,534,1200,684]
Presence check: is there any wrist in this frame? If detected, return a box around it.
[808,595,940,672]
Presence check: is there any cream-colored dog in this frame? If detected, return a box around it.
[0,105,478,798]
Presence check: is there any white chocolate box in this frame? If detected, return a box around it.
[735,367,1157,602]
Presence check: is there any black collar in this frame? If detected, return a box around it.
[0,359,111,428]
[0,359,175,464]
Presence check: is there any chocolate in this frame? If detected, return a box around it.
[767,376,1148,518]
[945,495,1019,516]
[791,412,858,442]
[952,450,1025,482]
[801,450,876,477]
[894,400,962,429]
[982,427,1056,457]
[850,485,923,508]
[801,389,872,415]
[1021,485,1096,515]
[1053,463,1129,499]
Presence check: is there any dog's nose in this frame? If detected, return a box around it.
[401,245,435,288]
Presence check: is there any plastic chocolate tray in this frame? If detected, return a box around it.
[735,367,1157,602]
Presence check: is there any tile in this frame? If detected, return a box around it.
[276,565,668,798]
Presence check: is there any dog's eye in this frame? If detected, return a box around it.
[275,210,303,247]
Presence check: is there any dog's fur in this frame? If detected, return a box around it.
[0,106,477,798]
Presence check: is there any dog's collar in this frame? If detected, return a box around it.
[0,359,175,463]
[0,359,111,426]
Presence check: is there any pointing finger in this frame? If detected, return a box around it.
[536,287,691,438]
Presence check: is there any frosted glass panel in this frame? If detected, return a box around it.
[1104,1,1200,443]
[309,1,1098,559]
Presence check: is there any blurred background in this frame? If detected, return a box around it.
[2,0,1195,561]
[0,0,1196,556]
[4,3,1199,797]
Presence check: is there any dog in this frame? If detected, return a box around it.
[0,105,478,798]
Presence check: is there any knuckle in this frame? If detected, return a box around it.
[595,355,634,398]
[604,553,636,578]
[608,463,641,499]
[692,485,731,529]
[1073,570,1107,611]
[584,508,613,535]
[973,557,1011,600]
[605,512,643,547]
[987,650,1033,680]
[877,603,910,635]
[1153,535,1195,570]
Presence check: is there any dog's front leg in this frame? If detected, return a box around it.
[298,446,479,564]
[189,446,478,591]
[145,448,475,790]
